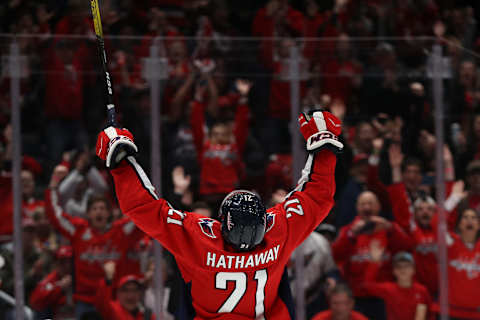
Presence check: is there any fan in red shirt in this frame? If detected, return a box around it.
[312,283,368,320]
[362,250,432,320]
[96,110,343,319]
[332,191,413,319]
[190,75,250,209]
[430,207,480,319]
[390,181,465,297]
[94,261,154,320]
[29,246,74,319]
[45,176,144,319]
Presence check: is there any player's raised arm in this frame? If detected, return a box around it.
[95,127,190,256]
[283,110,343,248]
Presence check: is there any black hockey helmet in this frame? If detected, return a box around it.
[219,190,267,251]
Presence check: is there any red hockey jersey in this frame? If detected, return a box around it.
[111,150,337,319]
[45,189,143,304]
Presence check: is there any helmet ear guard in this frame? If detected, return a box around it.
[219,190,267,251]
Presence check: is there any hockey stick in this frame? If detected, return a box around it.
[90,0,117,127]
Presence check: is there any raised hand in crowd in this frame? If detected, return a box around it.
[103,261,116,281]
[389,143,404,183]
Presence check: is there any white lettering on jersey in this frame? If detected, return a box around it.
[167,208,185,226]
[206,245,281,269]
[284,198,304,218]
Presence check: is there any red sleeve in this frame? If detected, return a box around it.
[29,275,64,311]
[387,183,411,231]
[331,225,356,264]
[93,279,115,320]
[190,100,206,161]
[110,156,197,260]
[233,104,249,154]
[387,222,415,252]
[283,150,337,249]
[44,189,83,239]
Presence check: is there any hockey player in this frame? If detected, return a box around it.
[96,110,342,319]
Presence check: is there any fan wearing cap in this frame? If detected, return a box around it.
[94,261,154,320]
[30,246,74,319]
[95,110,341,319]
[362,249,432,320]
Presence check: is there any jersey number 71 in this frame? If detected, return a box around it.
[215,269,267,318]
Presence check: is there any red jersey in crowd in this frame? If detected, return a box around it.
[332,218,413,297]
[94,279,154,320]
[432,233,480,319]
[387,182,457,296]
[312,310,368,320]
[190,101,249,196]
[29,271,68,315]
[110,150,337,319]
[362,264,432,320]
[45,189,143,304]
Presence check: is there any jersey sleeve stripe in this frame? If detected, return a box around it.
[125,156,159,200]
[291,153,315,194]
[50,190,76,236]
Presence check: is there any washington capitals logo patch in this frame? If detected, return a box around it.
[266,212,275,233]
[198,218,217,238]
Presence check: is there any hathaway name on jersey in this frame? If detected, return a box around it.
[206,245,281,269]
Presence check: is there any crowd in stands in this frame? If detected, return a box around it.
[1,0,480,319]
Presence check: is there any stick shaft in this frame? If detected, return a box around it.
[90,0,116,127]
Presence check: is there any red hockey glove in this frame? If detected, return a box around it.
[298,110,343,153]
[96,127,138,168]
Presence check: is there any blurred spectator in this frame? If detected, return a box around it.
[57,151,109,217]
[94,261,154,320]
[431,207,480,319]
[395,182,465,297]
[332,191,413,320]
[321,33,362,107]
[45,180,145,318]
[290,231,340,319]
[29,246,74,319]
[44,39,88,165]
[312,283,368,320]
[252,0,305,39]
[190,73,250,213]
[0,217,52,310]
[362,251,432,320]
